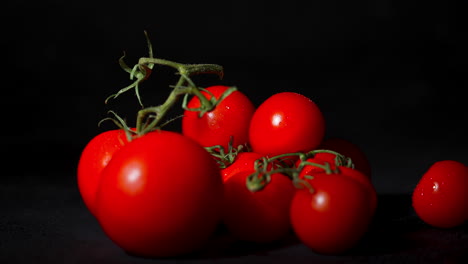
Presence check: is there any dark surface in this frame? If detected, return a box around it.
[1,176,467,264]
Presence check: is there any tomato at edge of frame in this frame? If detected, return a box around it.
[77,129,130,216]
[290,174,373,255]
[182,85,256,151]
[95,130,224,258]
[412,160,468,228]
[222,171,296,243]
[249,92,325,157]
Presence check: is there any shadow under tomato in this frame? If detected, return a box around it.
[193,226,302,259]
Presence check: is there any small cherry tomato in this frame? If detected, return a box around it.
[182,85,256,151]
[412,160,468,228]
[77,129,130,216]
[290,174,373,255]
[249,92,325,157]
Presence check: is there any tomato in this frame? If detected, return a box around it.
[412,160,468,228]
[249,92,325,157]
[221,152,263,183]
[318,137,372,178]
[77,129,129,216]
[95,130,223,257]
[334,166,378,216]
[182,85,256,151]
[222,171,296,243]
[297,163,377,219]
[290,174,373,255]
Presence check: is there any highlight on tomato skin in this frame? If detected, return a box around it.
[411,160,468,229]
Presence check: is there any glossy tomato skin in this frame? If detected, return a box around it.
[182,85,256,151]
[290,174,372,255]
[95,131,223,258]
[412,160,468,228]
[77,129,129,216]
[221,152,263,183]
[318,138,372,178]
[249,92,325,157]
[222,171,296,243]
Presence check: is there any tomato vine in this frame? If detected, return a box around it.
[246,149,355,193]
[101,31,235,141]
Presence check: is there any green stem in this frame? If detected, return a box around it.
[246,152,336,192]
[136,74,189,134]
[138,58,224,79]
[306,149,354,168]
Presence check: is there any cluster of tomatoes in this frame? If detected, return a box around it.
[77,39,467,258]
[78,80,380,257]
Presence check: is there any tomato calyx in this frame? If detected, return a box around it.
[182,86,237,118]
[245,149,356,193]
[205,136,251,169]
[99,31,236,140]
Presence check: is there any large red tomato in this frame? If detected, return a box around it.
[290,174,373,255]
[412,160,468,228]
[95,130,223,257]
[77,129,129,216]
[249,92,325,157]
[182,85,255,151]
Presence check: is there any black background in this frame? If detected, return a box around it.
[3,0,466,193]
[1,1,467,263]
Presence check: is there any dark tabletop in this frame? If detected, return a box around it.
[1,173,467,264]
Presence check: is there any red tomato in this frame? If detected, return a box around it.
[334,166,378,216]
[290,174,373,255]
[222,171,296,243]
[412,160,468,228]
[249,92,325,157]
[182,85,256,151]
[77,129,129,216]
[297,163,377,220]
[318,138,372,178]
[221,152,263,183]
[95,131,223,257]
